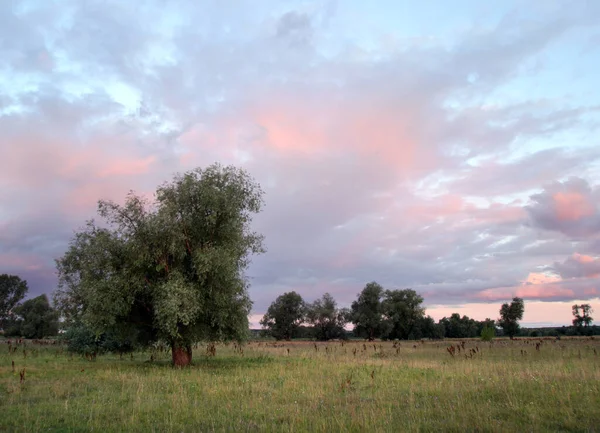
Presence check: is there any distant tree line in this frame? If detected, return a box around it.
[2,273,596,344]
[261,283,596,341]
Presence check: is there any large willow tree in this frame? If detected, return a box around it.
[55,164,264,366]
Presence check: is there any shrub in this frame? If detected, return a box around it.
[480,325,495,341]
[63,323,134,357]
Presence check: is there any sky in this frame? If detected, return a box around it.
[1,0,600,328]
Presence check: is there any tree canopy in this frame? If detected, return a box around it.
[439,314,481,339]
[55,164,265,366]
[350,282,386,341]
[0,274,28,329]
[382,289,425,340]
[348,284,428,340]
[498,297,524,339]
[260,291,306,340]
[306,293,349,341]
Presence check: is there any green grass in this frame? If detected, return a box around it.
[1,338,599,432]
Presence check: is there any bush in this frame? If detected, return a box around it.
[62,323,134,358]
[480,325,495,341]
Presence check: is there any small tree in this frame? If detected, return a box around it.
[11,294,59,338]
[306,293,348,341]
[55,164,265,366]
[260,292,306,340]
[572,304,594,328]
[350,282,386,341]
[0,274,28,330]
[498,297,524,339]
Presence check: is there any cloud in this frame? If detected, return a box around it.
[448,147,600,197]
[551,254,600,279]
[1,0,600,325]
[523,272,561,285]
[526,177,600,237]
[475,275,599,302]
[275,11,314,47]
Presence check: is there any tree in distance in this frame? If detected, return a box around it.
[0,274,28,330]
[306,293,349,341]
[55,164,265,366]
[349,283,430,340]
[572,304,594,328]
[260,291,306,340]
[498,297,524,339]
[439,313,480,339]
[350,281,386,341]
[382,289,425,340]
[9,294,59,339]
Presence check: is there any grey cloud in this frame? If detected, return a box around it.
[550,254,600,279]
[448,146,600,197]
[276,11,313,47]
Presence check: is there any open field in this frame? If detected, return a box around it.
[1,337,599,432]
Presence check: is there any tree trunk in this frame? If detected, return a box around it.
[171,342,192,367]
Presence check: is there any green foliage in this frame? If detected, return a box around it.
[260,291,306,340]
[9,294,59,338]
[350,282,386,340]
[381,289,425,340]
[439,313,478,338]
[54,164,264,365]
[498,297,524,339]
[0,274,28,329]
[480,325,495,341]
[572,304,593,328]
[349,284,433,340]
[410,315,445,340]
[306,293,348,341]
[3,319,22,337]
[436,315,496,339]
[63,322,134,356]
[62,323,103,356]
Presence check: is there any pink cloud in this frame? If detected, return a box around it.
[237,87,438,176]
[515,285,574,299]
[476,287,514,301]
[527,177,600,236]
[553,191,595,222]
[523,272,561,285]
[475,274,599,302]
[97,155,157,177]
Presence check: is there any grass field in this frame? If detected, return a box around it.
[1,337,599,432]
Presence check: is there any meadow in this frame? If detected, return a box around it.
[1,337,599,432]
